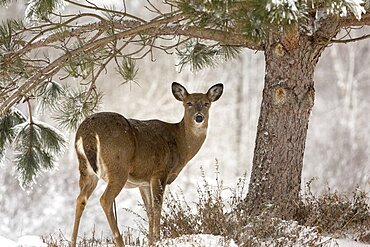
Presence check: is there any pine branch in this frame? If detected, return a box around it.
[54,86,103,130]
[0,108,27,162]
[12,119,67,188]
[176,40,242,71]
[0,0,16,6]
[176,41,218,71]
[331,33,370,43]
[25,0,65,21]
[339,12,370,27]
[157,25,261,50]
[35,80,65,112]
[315,11,370,45]
[3,11,259,65]
[116,57,139,84]
[0,54,67,118]
[6,14,110,61]
[34,121,67,155]
[0,11,260,117]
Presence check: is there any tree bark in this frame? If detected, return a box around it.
[246,25,338,219]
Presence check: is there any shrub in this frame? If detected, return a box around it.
[160,168,370,246]
[297,179,370,243]
[161,166,245,239]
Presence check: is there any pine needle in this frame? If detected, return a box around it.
[12,120,67,188]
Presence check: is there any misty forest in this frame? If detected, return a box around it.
[0,0,369,246]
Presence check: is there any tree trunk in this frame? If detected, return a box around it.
[246,29,332,219]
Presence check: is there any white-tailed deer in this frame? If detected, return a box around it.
[71,82,223,247]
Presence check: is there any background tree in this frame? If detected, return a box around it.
[0,0,369,219]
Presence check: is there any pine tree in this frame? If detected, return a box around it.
[0,0,369,216]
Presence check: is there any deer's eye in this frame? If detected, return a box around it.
[187,102,193,107]
[204,103,209,107]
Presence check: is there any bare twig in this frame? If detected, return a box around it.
[146,0,164,16]
[64,0,146,23]
[25,97,33,124]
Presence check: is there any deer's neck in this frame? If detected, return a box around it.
[177,118,207,162]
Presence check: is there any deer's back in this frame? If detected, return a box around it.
[75,112,182,184]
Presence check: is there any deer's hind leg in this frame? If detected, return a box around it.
[100,172,128,247]
[71,171,98,246]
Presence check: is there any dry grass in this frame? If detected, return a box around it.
[297,179,370,243]
[43,227,145,247]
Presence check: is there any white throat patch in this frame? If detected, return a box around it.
[191,125,207,136]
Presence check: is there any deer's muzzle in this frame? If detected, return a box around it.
[195,114,204,123]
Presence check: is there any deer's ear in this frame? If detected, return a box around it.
[172,82,188,101]
[207,83,223,102]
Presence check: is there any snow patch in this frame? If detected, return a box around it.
[0,235,47,247]
[265,0,300,23]
[156,234,238,247]
[334,239,370,247]
[0,235,16,247]
[17,235,47,247]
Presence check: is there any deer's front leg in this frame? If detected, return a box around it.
[150,176,166,244]
[139,186,153,242]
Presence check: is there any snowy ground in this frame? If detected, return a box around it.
[1,234,369,247]
[0,235,46,247]
[334,239,370,247]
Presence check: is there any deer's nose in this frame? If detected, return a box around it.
[195,114,204,123]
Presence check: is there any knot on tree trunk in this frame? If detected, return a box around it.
[272,85,289,105]
[273,43,285,56]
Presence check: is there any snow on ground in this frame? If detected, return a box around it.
[1,234,369,247]
[157,236,370,247]
[156,234,238,247]
[0,235,16,247]
[334,239,370,247]
[0,235,46,247]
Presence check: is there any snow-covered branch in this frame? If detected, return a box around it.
[339,12,370,27]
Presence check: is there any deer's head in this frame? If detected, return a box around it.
[172,82,223,130]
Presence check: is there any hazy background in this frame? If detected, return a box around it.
[0,1,369,241]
